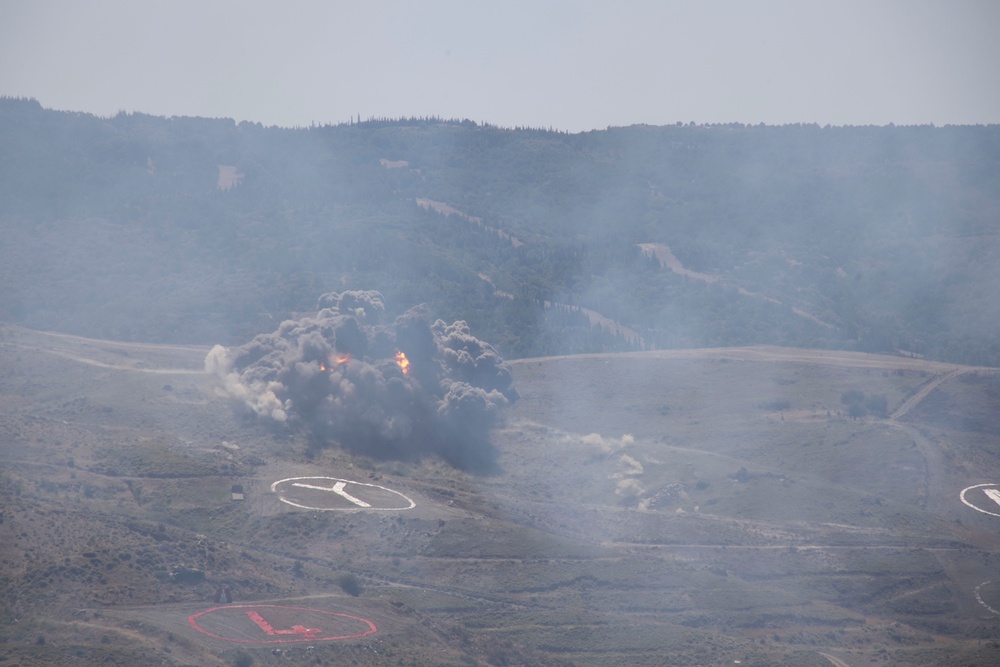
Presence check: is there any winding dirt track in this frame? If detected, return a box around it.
[3,344,205,375]
[515,344,997,375]
[12,325,997,378]
[4,327,211,355]
[1,326,209,374]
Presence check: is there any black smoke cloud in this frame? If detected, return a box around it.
[206,291,517,470]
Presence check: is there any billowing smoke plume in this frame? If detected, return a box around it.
[205,291,517,470]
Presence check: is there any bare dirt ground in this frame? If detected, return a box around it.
[3,325,1000,666]
[638,242,719,283]
[638,242,839,331]
[542,300,646,348]
[217,165,245,191]
[416,197,523,247]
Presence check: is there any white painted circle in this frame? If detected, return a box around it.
[975,581,1000,615]
[959,483,1000,518]
[270,476,415,511]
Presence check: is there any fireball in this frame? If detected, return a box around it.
[395,351,410,375]
[319,352,351,372]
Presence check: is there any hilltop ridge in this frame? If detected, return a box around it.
[1,99,999,365]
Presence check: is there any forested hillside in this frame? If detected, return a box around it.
[2,97,998,363]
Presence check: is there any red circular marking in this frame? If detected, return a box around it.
[188,604,377,644]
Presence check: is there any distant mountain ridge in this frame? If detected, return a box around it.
[1,98,998,364]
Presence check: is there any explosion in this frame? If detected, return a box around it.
[318,352,351,372]
[395,350,410,375]
[205,291,517,470]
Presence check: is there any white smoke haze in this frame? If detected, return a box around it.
[583,432,635,455]
[610,451,646,504]
[205,290,517,471]
[614,453,644,478]
[614,477,645,500]
[205,344,288,422]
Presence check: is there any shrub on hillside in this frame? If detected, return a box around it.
[338,573,362,596]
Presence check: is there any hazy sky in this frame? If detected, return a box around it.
[1,0,998,131]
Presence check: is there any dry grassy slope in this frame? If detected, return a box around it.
[2,325,1000,667]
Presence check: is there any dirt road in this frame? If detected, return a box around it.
[1,325,209,375]
[819,652,854,667]
[890,368,969,420]
[3,343,205,375]
[517,344,996,375]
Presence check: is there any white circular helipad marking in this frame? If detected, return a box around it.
[959,483,1000,518]
[270,476,415,511]
[975,581,1000,615]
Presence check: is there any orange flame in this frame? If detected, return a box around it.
[395,351,410,375]
[320,353,351,372]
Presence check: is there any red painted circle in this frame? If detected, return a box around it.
[188,604,377,643]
